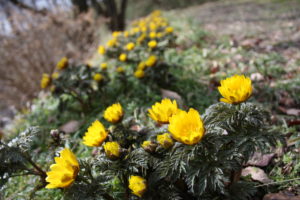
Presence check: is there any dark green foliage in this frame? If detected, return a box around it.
[0,127,46,190]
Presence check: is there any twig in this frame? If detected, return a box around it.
[255,177,300,188]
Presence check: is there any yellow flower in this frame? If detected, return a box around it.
[119,53,127,62]
[141,26,147,32]
[165,26,174,33]
[128,176,147,197]
[149,22,157,31]
[148,40,157,49]
[134,70,145,78]
[112,31,121,38]
[149,32,157,38]
[100,63,107,70]
[156,32,163,38]
[137,62,146,70]
[107,39,117,47]
[148,99,178,124]
[157,133,174,149]
[93,73,103,82]
[45,148,79,189]
[218,74,253,104]
[137,33,146,44]
[50,85,56,93]
[141,141,157,152]
[125,42,135,51]
[132,27,140,34]
[83,120,108,147]
[98,45,106,55]
[116,66,125,73]
[104,103,124,123]
[51,72,59,79]
[145,55,157,67]
[56,57,68,70]
[151,10,161,17]
[168,108,205,145]
[40,73,51,89]
[104,141,120,159]
[123,31,129,37]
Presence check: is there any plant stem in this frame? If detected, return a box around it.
[255,177,300,187]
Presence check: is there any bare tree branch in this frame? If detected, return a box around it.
[9,0,47,16]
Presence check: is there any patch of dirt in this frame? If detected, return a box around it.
[179,0,300,59]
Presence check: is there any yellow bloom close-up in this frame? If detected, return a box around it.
[51,72,59,79]
[125,42,135,51]
[40,73,51,89]
[157,133,174,149]
[98,45,106,55]
[116,66,125,73]
[165,26,174,33]
[83,120,108,147]
[103,103,124,123]
[45,148,79,189]
[93,73,103,82]
[145,55,157,67]
[142,141,157,153]
[218,74,253,104]
[148,98,178,124]
[104,141,121,159]
[149,31,157,38]
[128,175,147,197]
[107,38,117,47]
[112,31,121,38]
[148,40,157,49]
[56,57,68,70]
[137,33,146,43]
[119,53,127,62]
[134,69,145,78]
[168,108,205,145]
[123,31,129,37]
[100,63,107,70]
[137,62,146,70]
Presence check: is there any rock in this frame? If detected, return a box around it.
[263,193,300,200]
[286,109,300,116]
[247,152,275,167]
[241,167,271,183]
[250,73,264,81]
[59,120,81,134]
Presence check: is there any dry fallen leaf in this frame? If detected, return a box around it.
[242,167,271,183]
[286,109,300,116]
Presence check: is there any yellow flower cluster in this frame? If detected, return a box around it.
[148,99,205,146]
[46,148,79,189]
[96,10,174,80]
[128,175,147,197]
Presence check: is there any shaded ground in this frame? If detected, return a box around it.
[177,0,300,60]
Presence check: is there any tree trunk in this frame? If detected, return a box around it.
[71,0,88,14]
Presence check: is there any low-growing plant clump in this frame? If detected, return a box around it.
[1,9,299,200]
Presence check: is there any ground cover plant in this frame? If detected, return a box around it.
[1,5,300,200]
